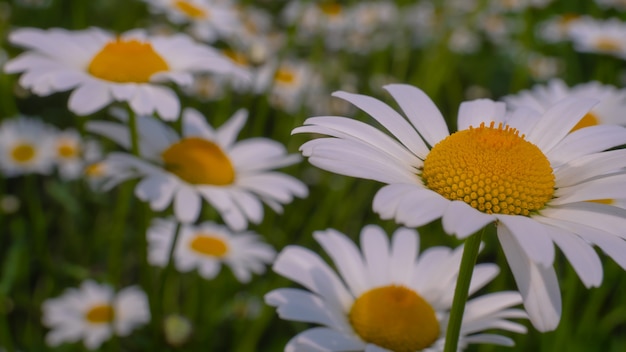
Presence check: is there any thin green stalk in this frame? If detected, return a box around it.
[443,228,485,352]
[157,222,182,323]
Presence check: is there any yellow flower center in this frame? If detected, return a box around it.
[570,112,599,132]
[422,122,555,216]
[349,285,439,351]
[57,142,79,159]
[189,233,229,257]
[223,49,248,67]
[594,37,622,52]
[88,39,169,83]
[319,3,342,16]
[11,143,36,163]
[161,137,235,185]
[85,304,115,324]
[85,162,105,177]
[173,0,208,19]
[274,68,296,85]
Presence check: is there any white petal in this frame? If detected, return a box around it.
[332,90,431,158]
[147,86,180,121]
[174,186,201,223]
[216,109,248,149]
[383,84,450,147]
[457,99,506,131]
[272,246,354,311]
[553,174,626,205]
[547,125,626,166]
[182,108,216,139]
[497,226,561,332]
[68,81,112,115]
[554,149,626,187]
[360,225,390,288]
[393,189,449,227]
[535,217,603,287]
[265,288,351,332]
[526,97,598,153]
[496,215,555,267]
[442,201,495,239]
[314,229,369,297]
[389,228,419,285]
[285,327,364,352]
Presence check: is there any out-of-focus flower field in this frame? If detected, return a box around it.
[1,0,626,351]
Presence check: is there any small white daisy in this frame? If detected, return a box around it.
[86,107,308,229]
[568,17,626,59]
[254,58,323,113]
[147,218,275,282]
[42,280,150,350]
[0,116,55,177]
[52,128,103,181]
[4,27,248,120]
[504,78,626,129]
[294,84,626,331]
[266,225,527,351]
[142,0,241,43]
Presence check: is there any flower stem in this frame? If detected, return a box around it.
[443,228,485,352]
[156,222,182,322]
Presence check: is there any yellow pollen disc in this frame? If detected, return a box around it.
[88,39,169,83]
[161,137,235,185]
[173,0,208,19]
[85,162,105,177]
[571,112,599,132]
[223,49,248,66]
[422,122,555,216]
[319,3,342,16]
[11,144,36,163]
[349,285,439,351]
[274,68,296,84]
[85,304,115,324]
[594,37,622,52]
[57,143,78,158]
[189,234,229,257]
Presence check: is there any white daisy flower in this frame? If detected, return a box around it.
[142,0,241,43]
[293,84,626,331]
[536,14,582,43]
[42,280,150,350]
[4,27,248,120]
[0,116,55,177]
[52,129,103,181]
[504,78,626,129]
[86,108,308,229]
[147,218,275,282]
[266,225,527,352]
[568,17,626,60]
[254,58,323,114]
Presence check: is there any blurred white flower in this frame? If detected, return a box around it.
[147,218,275,282]
[42,280,150,350]
[0,116,55,177]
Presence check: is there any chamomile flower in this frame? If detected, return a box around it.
[4,27,247,120]
[266,225,527,351]
[42,280,150,350]
[0,116,55,177]
[87,108,307,229]
[504,79,626,129]
[147,218,275,282]
[294,84,626,331]
[52,129,103,181]
[568,17,626,60]
[142,0,241,43]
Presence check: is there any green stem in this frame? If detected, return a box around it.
[156,222,182,322]
[127,108,141,156]
[443,228,485,352]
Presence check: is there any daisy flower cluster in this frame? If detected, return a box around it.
[0,116,101,180]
